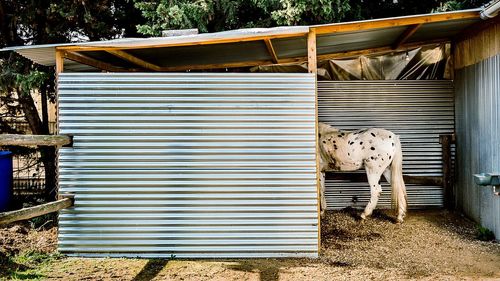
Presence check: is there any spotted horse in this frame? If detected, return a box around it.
[318,122,407,223]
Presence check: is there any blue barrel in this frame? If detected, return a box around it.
[0,151,13,212]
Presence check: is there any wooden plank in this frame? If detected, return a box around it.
[392,24,422,49]
[106,49,162,71]
[313,10,480,34]
[63,51,135,72]
[307,29,317,73]
[264,39,279,64]
[0,198,73,225]
[0,134,72,147]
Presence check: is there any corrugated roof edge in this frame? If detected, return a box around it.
[0,8,483,69]
[0,26,309,52]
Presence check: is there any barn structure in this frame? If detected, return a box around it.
[2,4,500,257]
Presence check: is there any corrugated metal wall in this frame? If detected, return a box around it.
[318,80,454,209]
[57,73,318,258]
[455,54,500,240]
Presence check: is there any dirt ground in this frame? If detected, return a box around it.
[1,209,499,281]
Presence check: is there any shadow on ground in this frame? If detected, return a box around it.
[132,259,169,281]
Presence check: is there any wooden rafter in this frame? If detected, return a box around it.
[106,49,162,71]
[57,38,448,73]
[392,24,422,49]
[312,10,479,34]
[264,39,279,64]
[62,51,134,72]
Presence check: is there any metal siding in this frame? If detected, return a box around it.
[318,80,454,209]
[58,73,318,257]
[455,54,500,240]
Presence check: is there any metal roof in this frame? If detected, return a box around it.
[0,9,485,72]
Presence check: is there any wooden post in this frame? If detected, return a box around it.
[440,134,454,209]
[308,28,321,252]
[0,197,73,225]
[307,29,317,73]
[55,50,64,74]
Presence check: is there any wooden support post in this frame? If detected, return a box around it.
[307,28,320,252]
[55,50,64,74]
[307,29,317,73]
[0,197,73,225]
[0,134,73,147]
[440,134,454,209]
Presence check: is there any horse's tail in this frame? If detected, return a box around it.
[391,135,407,222]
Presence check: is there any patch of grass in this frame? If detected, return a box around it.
[0,251,63,281]
[476,226,495,241]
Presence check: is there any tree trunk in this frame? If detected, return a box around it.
[18,88,58,202]
[41,147,57,201]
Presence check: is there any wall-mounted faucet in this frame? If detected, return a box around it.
[473,173,500,196]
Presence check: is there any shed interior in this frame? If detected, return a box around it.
[2,6,500,251]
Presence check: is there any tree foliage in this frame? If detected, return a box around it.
[0,0,145,201]
[134,0,482,35]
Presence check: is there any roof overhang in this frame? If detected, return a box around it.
[0,9,485,72]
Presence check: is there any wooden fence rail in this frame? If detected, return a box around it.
[0,134,72,147]
[0,196,74,225]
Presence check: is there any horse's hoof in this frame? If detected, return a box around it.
[360,213,367,220]
[396,217,404,224]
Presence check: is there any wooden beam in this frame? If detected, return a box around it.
[307,29,317,73]
[0,134,72,147]
[56,31,309,52]
[62,51,135,72]
[392,24,422,49]
[106,49,162,71]
[0,198,73,225]
[312,10,480,34]
[263,39,279,64]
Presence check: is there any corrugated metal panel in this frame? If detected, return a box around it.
[455,54,500,240]
[58,73,318,258]
[318,80,454,209]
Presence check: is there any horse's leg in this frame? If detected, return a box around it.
[360,168,383,220]
[320,172,326,218]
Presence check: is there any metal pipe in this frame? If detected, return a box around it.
[480,0,500,19]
